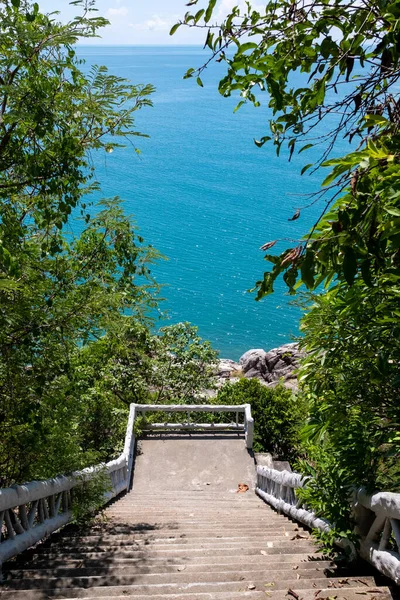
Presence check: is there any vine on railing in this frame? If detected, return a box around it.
[256,465,400,586]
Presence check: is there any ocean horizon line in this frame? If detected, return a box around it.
[75,43,204,47]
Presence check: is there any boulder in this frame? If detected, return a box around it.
[239,342,305,389]
[239,349,268,375]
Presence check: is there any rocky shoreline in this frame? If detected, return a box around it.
[215,342,305,392]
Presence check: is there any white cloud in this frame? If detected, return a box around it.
[130,14,177,32]
[107,6,129,18]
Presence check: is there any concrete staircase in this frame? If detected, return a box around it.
[0,436,393,600]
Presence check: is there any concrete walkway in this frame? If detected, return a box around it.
[132,435,256,492]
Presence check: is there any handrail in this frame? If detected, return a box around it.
[354,487,400,584]
[256,466,330,532]
[134,403,254,450]
[0,403,136,568]
[256,465,400,585]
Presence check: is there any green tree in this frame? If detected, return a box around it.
[0,1,158,486]
[294,280,400,542]
[172,0,400,298]
[0,0,154,286]
[82,321,219,408]
[0,198,160,486]
[151,322,219,403]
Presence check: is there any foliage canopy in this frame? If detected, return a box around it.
[0,0,154,288]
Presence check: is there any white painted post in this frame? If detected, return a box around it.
[124,403,136,491]
[244,404,254,450]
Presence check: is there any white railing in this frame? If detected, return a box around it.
[134,403,254,450]
[354,487,400,585]
[256,466,330,532]
[256,465,400,585]
[0,403,136,568]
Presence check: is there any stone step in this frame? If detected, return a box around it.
[106,503,271,509]
[40,533,311,547]
[116,498,263,503]
[106,507,273,512]
[120,495,260,501]
[1,576,379,593]
[102,518,295,526]
[4,566,345,583]
[35,540,317,555]
[116,502,264,506]
[113,503,265,509]
[7,559,335,573]
[59,526,304,538]
[0,587,390,600]
[103,514,283,521]
[31,546,320,559]
[18,552,329,565]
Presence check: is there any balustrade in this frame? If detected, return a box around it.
[134,403,254,449]
[256,464,400,585]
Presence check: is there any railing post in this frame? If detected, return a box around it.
[244,404,254,450]
[124,403,136,492]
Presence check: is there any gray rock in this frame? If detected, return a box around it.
[216,359,242,378]
[243,367,264,380]
[239,349,267,374]
[238,342,306,390]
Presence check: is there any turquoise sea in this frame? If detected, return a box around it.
[76,45,332,360]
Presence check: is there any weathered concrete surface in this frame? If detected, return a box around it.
[133,435,256,493]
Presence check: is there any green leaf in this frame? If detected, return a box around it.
[301,164,313,175]
[234,100,246,113]
[194,9,205,23]
[301,250,315,289]
[205,0,217,23]
[314,79,326,105]
[268,78,284,111]
[299,144,314,154]
[11,0,20,7]
[361,259,373,287]
[238,42,258,54]
[322,164,349,186]
[343,247,357,285]
[254,136,271,147]
[169,23,181,35]
[385,207,400,217]
[196,76,204,87]
[364,114,388,127]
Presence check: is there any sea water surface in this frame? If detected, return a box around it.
[76,45,335,360]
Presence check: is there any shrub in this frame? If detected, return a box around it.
[214,378,305,459]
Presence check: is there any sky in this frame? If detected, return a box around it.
[36,0,245,45]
